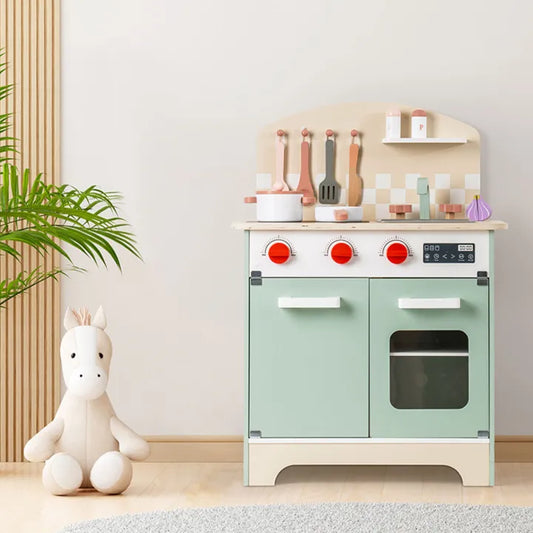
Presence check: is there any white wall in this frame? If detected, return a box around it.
[62,0,533,435]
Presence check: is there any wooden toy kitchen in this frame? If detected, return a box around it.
[233,102,507,488]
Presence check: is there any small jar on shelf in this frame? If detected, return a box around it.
[386,110,402,139]
[411,109,427,138]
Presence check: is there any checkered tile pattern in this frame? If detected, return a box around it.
[255,172,480,221]
[361,173,480,220]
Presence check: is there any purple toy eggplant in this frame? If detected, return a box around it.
[466,195,492,222]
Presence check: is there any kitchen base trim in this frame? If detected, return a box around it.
[248,441,490,487]
[249,437,489,444]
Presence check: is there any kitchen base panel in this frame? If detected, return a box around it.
[247,439,491,487]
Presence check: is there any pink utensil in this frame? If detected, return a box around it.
[272,129,289,192]
[348,129,362,206]
[296,128,316,206]
[466,195,492,222]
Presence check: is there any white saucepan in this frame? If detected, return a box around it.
[245,191,313,222]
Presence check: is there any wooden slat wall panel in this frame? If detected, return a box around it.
[0,0,60,462]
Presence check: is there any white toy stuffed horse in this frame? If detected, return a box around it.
[24,307,150,495]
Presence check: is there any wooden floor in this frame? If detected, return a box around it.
[2,462,533,533]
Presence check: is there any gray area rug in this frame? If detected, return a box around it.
[59,501,533,533]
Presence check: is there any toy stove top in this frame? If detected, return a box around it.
[248,230,489,278]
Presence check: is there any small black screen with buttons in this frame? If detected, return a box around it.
[423,243,475,263]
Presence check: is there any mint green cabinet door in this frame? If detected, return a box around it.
[370,279,489,438]
[249,278,368,438]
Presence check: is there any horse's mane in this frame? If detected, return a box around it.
[71,308,92,326]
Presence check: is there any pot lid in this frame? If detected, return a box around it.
[256,190,302,195]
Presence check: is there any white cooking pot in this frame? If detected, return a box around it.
[245,191,311,222]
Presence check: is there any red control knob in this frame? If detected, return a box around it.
[267,242,291,264]
[330,242,353,264]
[386,242,409,264]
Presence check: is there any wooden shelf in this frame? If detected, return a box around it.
[382,138,468,144]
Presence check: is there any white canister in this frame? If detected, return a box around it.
[386,110,402,139]
[411,109,427,138]
[244,191,303,222]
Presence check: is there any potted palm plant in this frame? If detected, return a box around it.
[0,50,140,306]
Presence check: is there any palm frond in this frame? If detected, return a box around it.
[0,163,141,270]
[0,267,76,307]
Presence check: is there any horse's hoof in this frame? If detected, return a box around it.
[90,451,132,494]
[43,453,83,496]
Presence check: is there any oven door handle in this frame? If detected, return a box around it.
[278,297,341,309]
[398,297,461,309]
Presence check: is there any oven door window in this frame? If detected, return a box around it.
[390,330,468,409]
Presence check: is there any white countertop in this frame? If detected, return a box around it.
[232,220,508,231]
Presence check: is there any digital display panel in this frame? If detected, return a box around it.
[423,243,475,263]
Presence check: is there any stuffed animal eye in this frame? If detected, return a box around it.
[99,353,104,359]
[71,353,76,359]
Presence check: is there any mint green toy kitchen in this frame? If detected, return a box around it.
[234,103,507,487]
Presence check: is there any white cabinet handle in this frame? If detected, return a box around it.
[278,297,341,309]
[398,297,461,309]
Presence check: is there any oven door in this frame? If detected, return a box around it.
[370,278,489,438]
[249,278,369,438]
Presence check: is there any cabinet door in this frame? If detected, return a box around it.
[370,278,489,438]
[249,278,368,438]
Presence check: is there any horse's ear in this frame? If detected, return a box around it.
[64,307,80,330]
[92,306,107,330]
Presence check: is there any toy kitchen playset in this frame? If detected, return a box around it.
[234,102,507,488]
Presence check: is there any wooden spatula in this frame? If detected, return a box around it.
[296,128,316,205]
[319,130,340,204]
[348,130,362,206]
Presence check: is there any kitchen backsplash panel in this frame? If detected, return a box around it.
[256,102,480,221]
